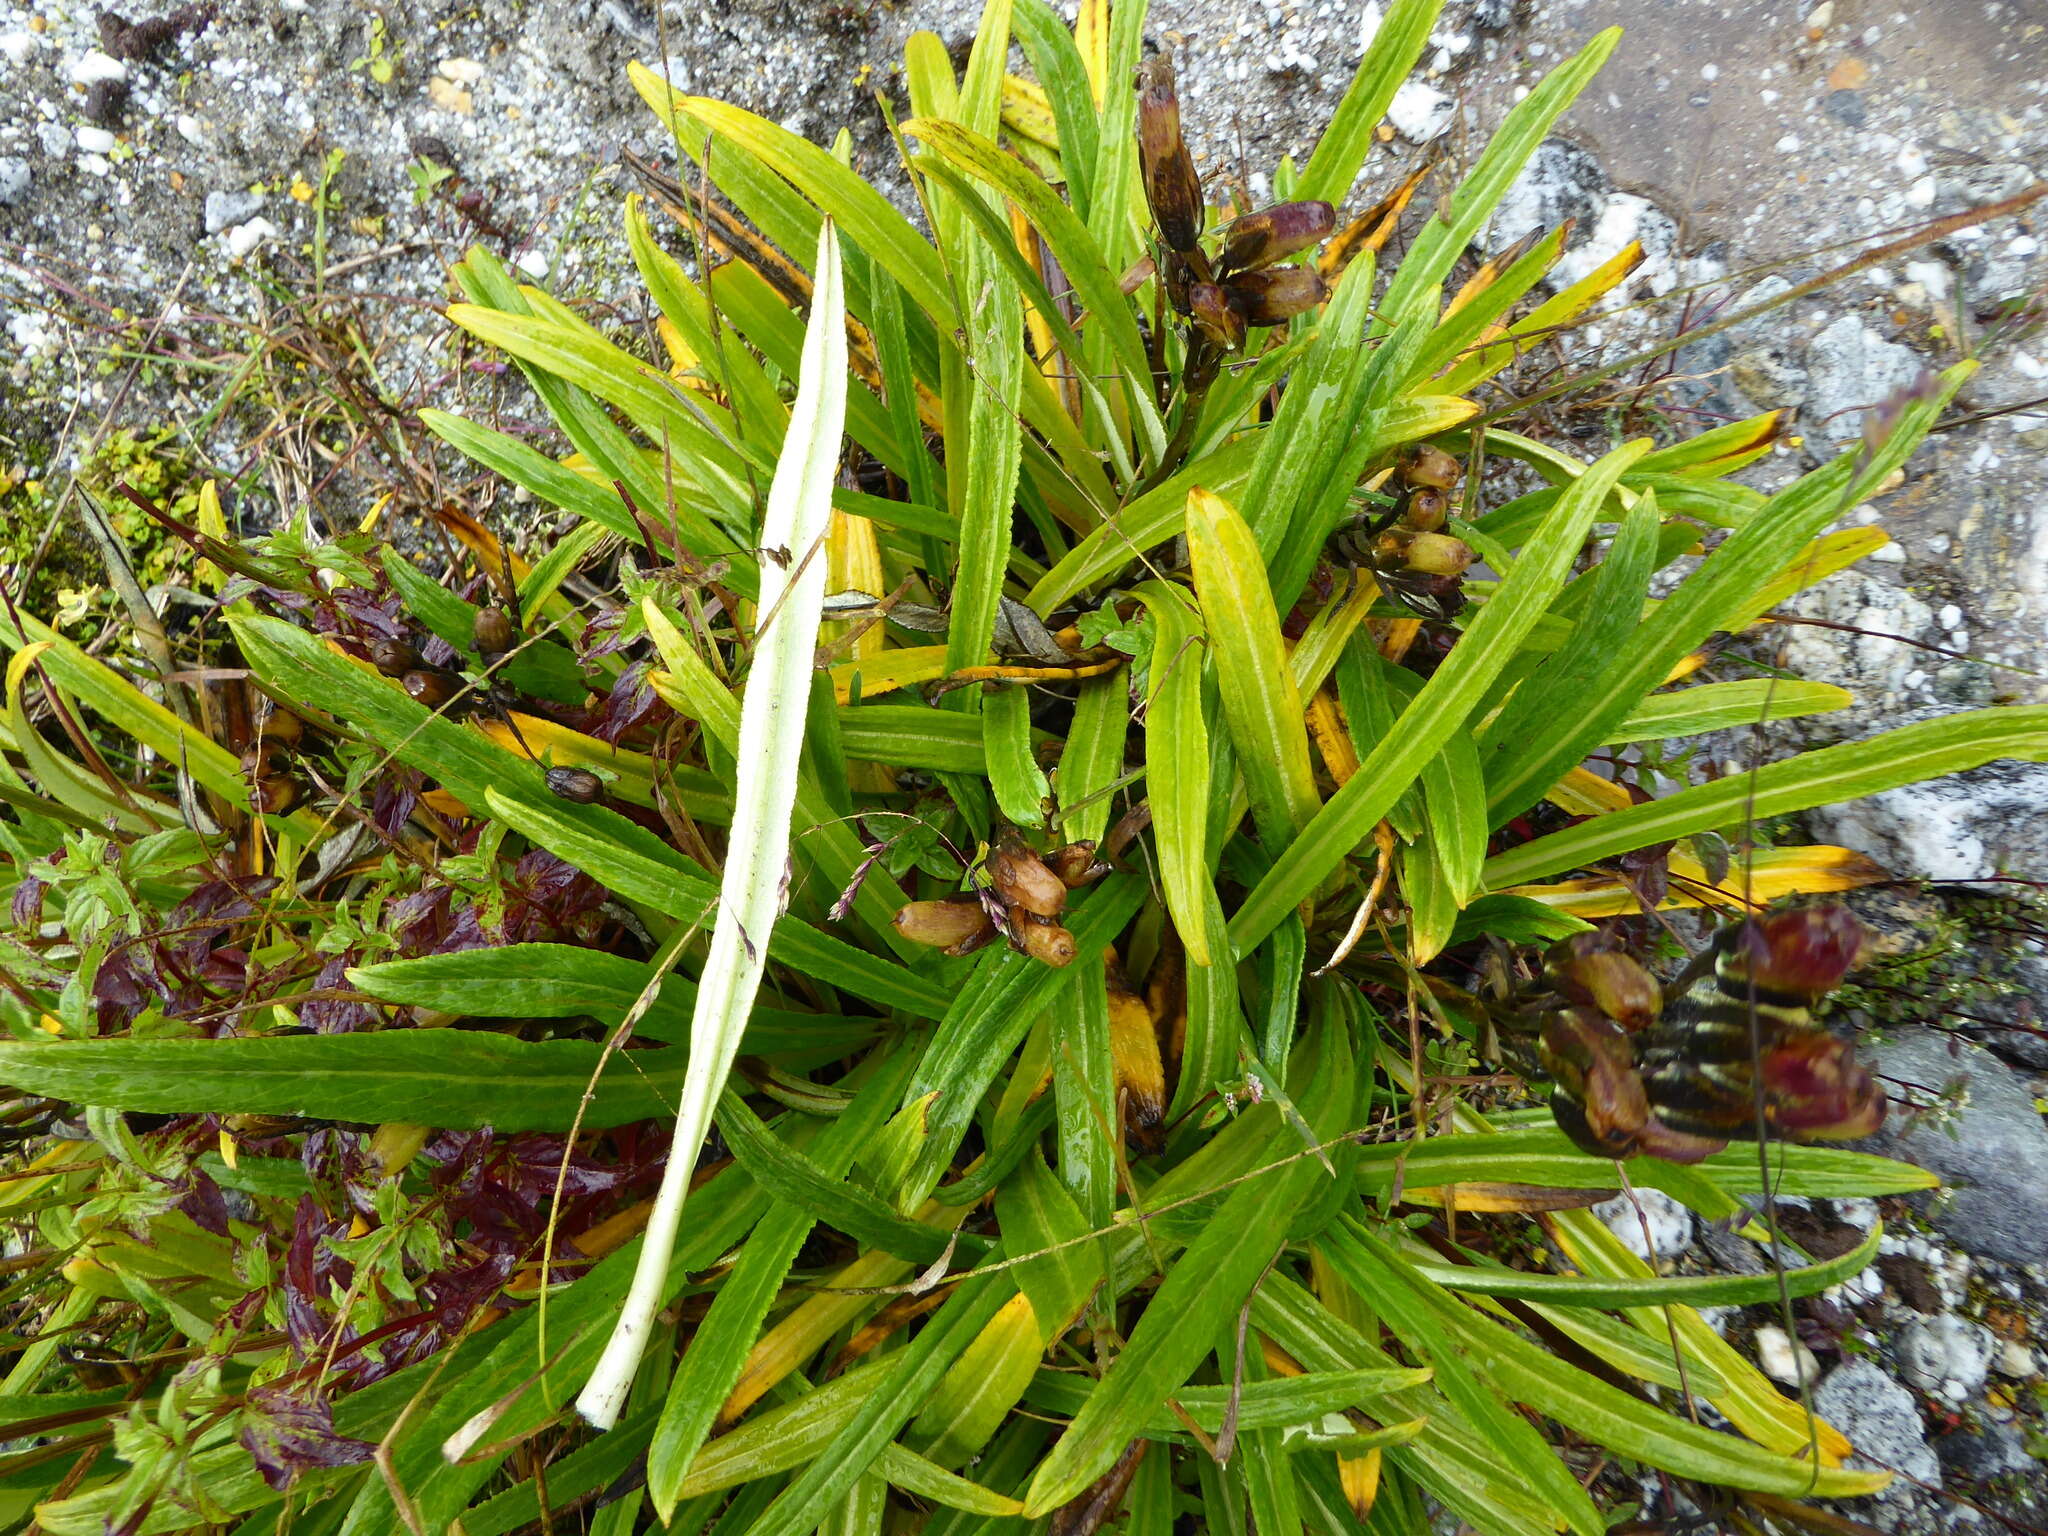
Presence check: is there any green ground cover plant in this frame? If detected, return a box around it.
[2,0,2046,1531]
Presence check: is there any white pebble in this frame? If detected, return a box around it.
[223,217,280,259]
[1593,1189,1692,1262]
[77,152,111,178]
[0,30,36,66]
[1938,604,1963,630]
[69,50,128,86]
[1897,143,1928,177]
[2013,351,2048,381]
[2008,235,2039,257]
[437,57,487,84]
[175,113,207,146]
[1775,134,1802,154]
[1357,1,1384,52]
[1998,1340,2038,1378]
[1701,63,1719,81]
[514,248,550,279]
[1755,1325,1820,1387]
[1386,80,1454,143]
[74,125,117,154]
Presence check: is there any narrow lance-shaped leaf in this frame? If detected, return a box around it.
[1187,486,1320,845]
[578,219,849,1430]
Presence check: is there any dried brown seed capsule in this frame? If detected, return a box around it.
[1044,841,1109,890]
[1137,54,1204,253]
[368,636,418,677]
[1732,905,1866,999]
[239,743,273,778]
[1224,266,1326,326]
[545,766,604,804]
[1396,532,1474,577]
[401,669,459,709]
[253,775,302,816]
[1015,916,1079,968]
[1545,935,1662,1034]
[1217,200,1336,276]
[1403,487,1451,532]
[1187,282,1246,349]
[1760,1031,1887,1141]
[987,830,1070,919]
[893,897,997,953]
[1402,444,1462,490]
[472,606,515,656]
[256,701,304,745]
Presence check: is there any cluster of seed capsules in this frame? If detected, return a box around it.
[1512,906,1887,1164]
[1326,444,1478,622]
[891,829,1108,969]
[1137,54,1333,382]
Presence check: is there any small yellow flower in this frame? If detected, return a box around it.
[53,586,101,627]
[290,176,316,202]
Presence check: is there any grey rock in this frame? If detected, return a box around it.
[1470,0,1516,29]
[1592,1188,1692,1261]
[1933,1420,2031,1482]
[1862,1031,2048,1264]
[1488,137,1609,253]
[1804,314,1927,442]
[203,188,265,235]
[35,121,69,159]
[0,155,27,207]
[1931,163,2036,220]
[1822,89,1867,128]
[1895,1314,1996,1396]
[1963,950,2048,1071]
[1812,1359,1939,1489]
[1727,341,1808,410]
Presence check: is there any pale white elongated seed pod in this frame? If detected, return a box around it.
[576,217,849,1429]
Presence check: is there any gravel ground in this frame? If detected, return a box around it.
[4,2,2048,1528]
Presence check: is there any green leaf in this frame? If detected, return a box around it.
[1416,1222,1881,1307]
[1475,492,1658,819]
[748,1269,1013,1536]
[0,1031,689,1133]
[648,1054,914,1516]
[1480,363,1969,818]
[1603,678,1854,744]
[907,117,1165,457]
[1483,705,2048,889]
[896,873,1147,1206]
[718,1089,963,1265]
[982,685,1050,826]
[1135,583,1214,966]
[1011,0,1100,217]
[1232,438,1650,950]
[347,944,878,1055]
[1187,486,1320,845]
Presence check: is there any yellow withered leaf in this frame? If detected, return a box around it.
[1401,1183,1614,1213]
[1441,224,1555,323]
[1543,765,1634,818]
[1508,843,1890,918]
[831,645,952,705]
[1000,73,1059,149]
[1729,526,1893,633]
[1338,1447,1382,1518]
[1318,162,1432,282]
